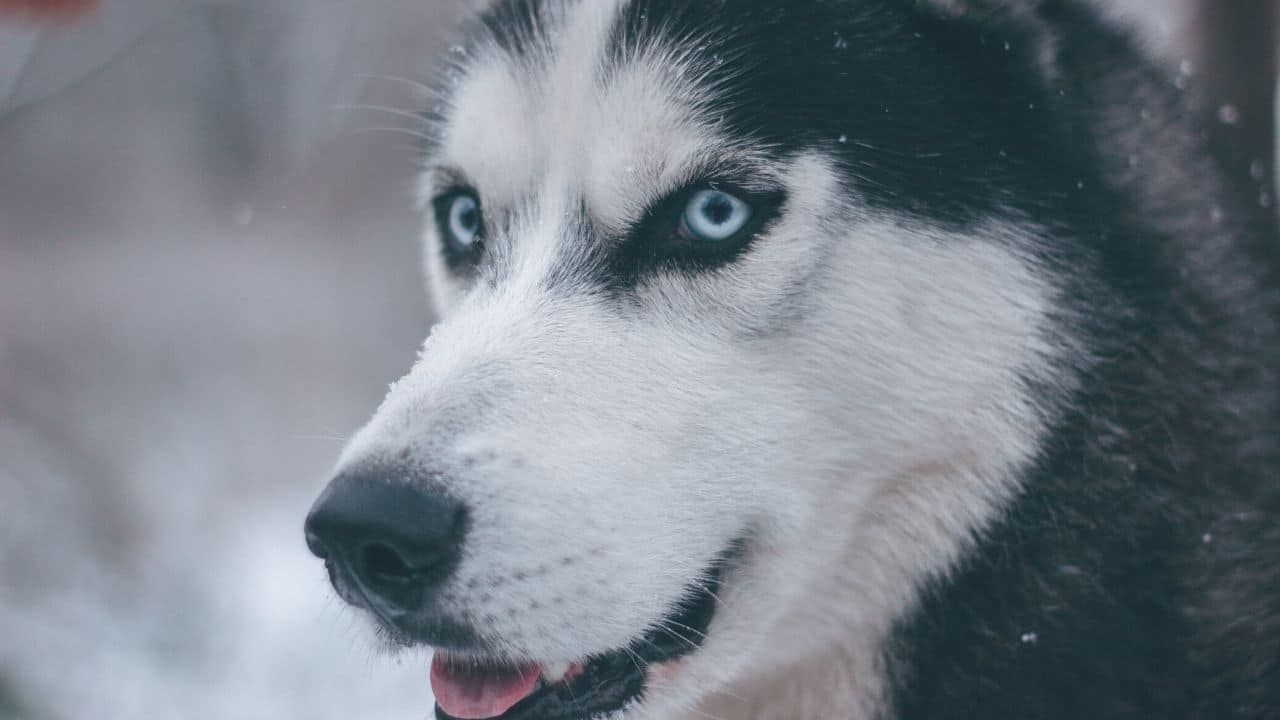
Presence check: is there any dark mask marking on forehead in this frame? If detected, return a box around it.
[598,0,1102,228]
[444,0,1113,229]
[435,0,1116,292]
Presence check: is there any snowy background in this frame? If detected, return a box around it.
[1,1,463,717]
[0,1,1272,719]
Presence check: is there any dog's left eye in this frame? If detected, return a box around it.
[679,189,753,243]
[432,189,485,269]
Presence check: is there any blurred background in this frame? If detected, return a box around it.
[0,1,1275,718]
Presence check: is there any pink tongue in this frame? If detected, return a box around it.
[430,654,542,720]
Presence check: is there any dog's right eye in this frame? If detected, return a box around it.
[679,190,753,243]
[605,181,785,288]
[433,190,485,268]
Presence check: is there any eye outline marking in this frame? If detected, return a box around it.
[431,186,486,270]
[607,178,787,288]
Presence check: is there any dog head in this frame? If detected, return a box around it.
[307,2,1078,718]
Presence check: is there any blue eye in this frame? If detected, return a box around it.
[680,189,752,242]
[446,194,481,249]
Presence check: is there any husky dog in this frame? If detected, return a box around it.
[304,1,1280,718]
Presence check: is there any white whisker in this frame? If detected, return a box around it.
[330,103,430,125]
[353,72,434,96]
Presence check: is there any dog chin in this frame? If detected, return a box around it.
[423,543,744,720]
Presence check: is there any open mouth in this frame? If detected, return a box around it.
[430,546,738,720]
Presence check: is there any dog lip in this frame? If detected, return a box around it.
[433,540,745,720]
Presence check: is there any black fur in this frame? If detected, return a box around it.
[881,5,1280,719]
[463,0,1280,716]
[603,181,787,290]
[607,0,1091,227]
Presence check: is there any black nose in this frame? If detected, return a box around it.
[304,467,467,614]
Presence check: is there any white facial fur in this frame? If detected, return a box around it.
[339,1,1071,717]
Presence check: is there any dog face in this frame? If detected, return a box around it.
[310,2,1074,718]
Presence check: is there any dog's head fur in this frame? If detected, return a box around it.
[330,1,1100,717]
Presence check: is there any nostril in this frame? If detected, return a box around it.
[304,527,329,560]
[361,543,415,583]
[305,466,470,611]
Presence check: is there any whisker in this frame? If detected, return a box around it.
[657,618,708,641]
[637,622,702,655]
[354,72,434,96]
[330,103,430,125]
[619,646,649,680]
[688,577,728,606]
[682,704,732,720]
[346,126,437,143]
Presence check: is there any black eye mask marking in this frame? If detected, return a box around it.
[604,180,786,289]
